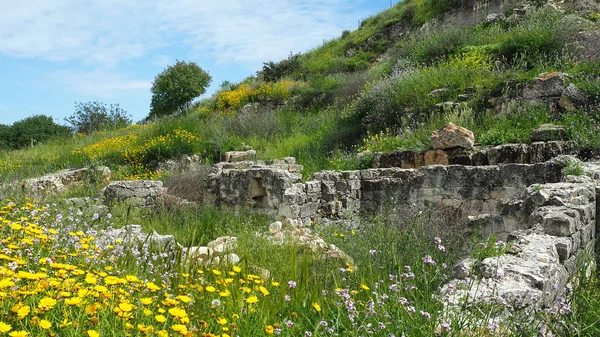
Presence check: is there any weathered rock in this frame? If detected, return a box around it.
[522,72,565,100]
[452,258,476,279]
[571,29,600,63]
[26,166,111,193]
[103,180,167,208]
[559,84,588,110]
[530,124,567,142]
[207,236,238,255]
[431,123,475,150]
[269,221,283,234]
[267,220,355,268]
[223,150,257,163]
[485,13,505,24]
[157,155,201,172]
[96,224,179,251]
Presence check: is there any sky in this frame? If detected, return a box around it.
[0,0,396,125]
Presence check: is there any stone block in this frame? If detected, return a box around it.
[554,237,572,263]
[542,211,577,236]
[423,150,449,166]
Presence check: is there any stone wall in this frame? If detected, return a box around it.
[202,155,599,312]
[202,159,303,214]
[278,163,565,241]
[372,141,578,169]
[443,174,597,310]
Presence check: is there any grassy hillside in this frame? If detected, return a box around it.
[1,0,600,184]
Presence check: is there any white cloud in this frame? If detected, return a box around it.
[46,70,152,97]
[0,0,368,68]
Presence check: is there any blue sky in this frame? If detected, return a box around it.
[0,1,396,125]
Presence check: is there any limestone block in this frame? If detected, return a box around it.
[431,123,475,150]
[554,237,572,263]
[223,150,257,163]
[423,150,449,166]
[541,211,578,237]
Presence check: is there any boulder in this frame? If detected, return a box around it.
[485,13,505,24]
[530,124,568,142]
[559,84,588,110]
[522,72,565,100]
[431,123,475,150]
[26,166,111,193]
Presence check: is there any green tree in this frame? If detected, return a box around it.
[149,60,212,118]
[8,115,72,149]
[65,101,132,134]
[0,124,10,151]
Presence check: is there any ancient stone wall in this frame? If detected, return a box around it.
[202,159,303,214]
[277,163,565,240]
[372,141,577,169]
[199,153,600,313]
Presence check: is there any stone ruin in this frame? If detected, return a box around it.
[203,143,600,315]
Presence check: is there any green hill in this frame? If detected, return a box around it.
[1,0,599,183]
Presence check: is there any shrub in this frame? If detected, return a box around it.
[396,26,472,63]
[7,115,72,149]
[215,81,303,111]
[66,101,132,135]
[477,103,552,145]
[291,76,341,110]
[351,48,494,132]
[259,53,301,82]
[122,129,202,167]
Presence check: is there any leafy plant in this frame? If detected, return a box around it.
[149,60,212,118]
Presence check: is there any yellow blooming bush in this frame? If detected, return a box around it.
[122,129,201,167]
[72,134,140,161]
[215,81,303,111]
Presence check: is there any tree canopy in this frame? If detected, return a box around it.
[149,60,212,118]
[0,115,71,150]
[65,101,132,135]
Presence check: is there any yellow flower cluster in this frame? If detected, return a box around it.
[0,199,289,337]
[357,129,401,153]
[0,158,23,178]
[72,134,139,160]
[122,129,200,167]
[215,80,303,111]
[114,164,165,181]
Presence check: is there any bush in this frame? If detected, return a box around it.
[258,53,301,82]
[66,101,132,135]
[291,76,341,110]
[6,115,72,149]
[122,129,203,167]
[396,26,472,63]
[477,103,553,145]
[351,48,495,132]
[215,80,302,111]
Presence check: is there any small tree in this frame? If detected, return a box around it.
[149,60,212,118]
[0,124,11,151]
[8,115,72,149]
[66,101,132,134]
